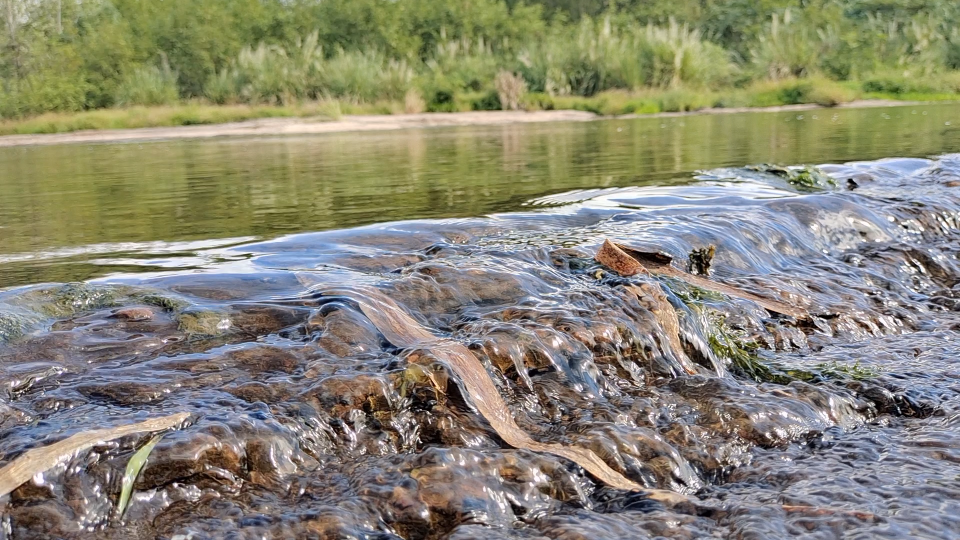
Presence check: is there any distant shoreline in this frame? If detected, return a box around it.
[0,99,935,148]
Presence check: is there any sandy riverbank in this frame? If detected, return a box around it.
[0,100,931,148]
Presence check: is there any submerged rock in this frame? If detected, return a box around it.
[176,309,232,337]
[4,156,960,538]
[0,311,35,343]
[746,164,838,191]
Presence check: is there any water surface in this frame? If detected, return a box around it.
[2,103,959,287]
[1,104,960,539]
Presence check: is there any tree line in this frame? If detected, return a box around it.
[1,0,958,117]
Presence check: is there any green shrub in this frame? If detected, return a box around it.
[518,18,641,96]
[861,73,936,95]
[115,64,180,106]
[550,95,605,114]
[320,50,413,102]
[426,39,501,94]
[210,36,414,105]
[468,90,502,111]
[518,17,735,97]
[736,77,858,107]
[0,73,91,117]
[425,87,457,112]
[805,79,858,106]
[521,92,555,111]
[619,99,660,114]
[643,19,736,89]
[233,43,300,104]
[656,89,712,112]
[204,70,239,105]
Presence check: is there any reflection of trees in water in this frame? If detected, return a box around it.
[0,104,958,286]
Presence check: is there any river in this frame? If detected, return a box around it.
[1,104,959,539]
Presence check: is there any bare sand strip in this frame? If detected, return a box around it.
[0,111,596,148]
[0,100,930,148]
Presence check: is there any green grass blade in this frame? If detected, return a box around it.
[0,413,189,499]
[116,434,164,520]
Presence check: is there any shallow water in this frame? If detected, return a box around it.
[2,105,960,539]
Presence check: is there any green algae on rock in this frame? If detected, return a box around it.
[28,283,123,317]
[747,164,838,191]
[176,309,232,337]
[0,311,37,343]
[134,292,190,312]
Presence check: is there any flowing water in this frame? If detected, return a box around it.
[1,104,960,539]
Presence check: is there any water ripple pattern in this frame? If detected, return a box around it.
[1,154,960,539]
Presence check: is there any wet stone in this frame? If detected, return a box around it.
[8,502,81,539]
[177,309,232,338]
[5,156,960,538]
[137,417,307,495]
[0,400,33,429]
[324,252,426,273]
[111,307,155,321]
[75,381,171,406]
[229,305,309,335]
[447,524,550,539]
[223,345,301,374]
[226,381,293,403]
[308,304,385,356]
[302,373,396,418]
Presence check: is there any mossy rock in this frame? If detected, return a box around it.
[707,313,880,385]
[0,310,39,343]
[747,164,837,191]
[663,279,726,305]
[0,283,135,342]
[815,360,881,381]
[134,292,190,312]
[17,283,123,318]
[177,309,232,338]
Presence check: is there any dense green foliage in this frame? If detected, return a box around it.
[1,0,959,118]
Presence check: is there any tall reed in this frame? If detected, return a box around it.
[115,62,180,106]
[518,18,734,97]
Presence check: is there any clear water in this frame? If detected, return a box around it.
[2,104,959,287]
[1,104,960,539]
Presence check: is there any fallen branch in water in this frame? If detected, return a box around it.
[319,284,690,506]
[596,240,808,319]
[624,283,699,375]
[0,412,190,498]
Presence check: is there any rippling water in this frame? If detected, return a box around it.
[2,105,960,539]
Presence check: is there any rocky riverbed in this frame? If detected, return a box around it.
[1,156,959,539]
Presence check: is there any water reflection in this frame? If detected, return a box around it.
[1,104,959,287]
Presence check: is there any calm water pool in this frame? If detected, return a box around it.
[2,104,959,288]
